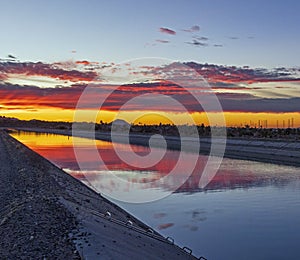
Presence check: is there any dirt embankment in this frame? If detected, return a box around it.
[0,131,197,259]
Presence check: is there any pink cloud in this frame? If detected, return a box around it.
[1,60,300,114]
[159,27,176,35]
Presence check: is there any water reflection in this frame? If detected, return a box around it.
[11,131,300,194]
[10,131,300,259]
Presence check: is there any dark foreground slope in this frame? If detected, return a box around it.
[0,131,197,259]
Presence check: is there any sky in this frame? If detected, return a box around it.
[0,0,300,127]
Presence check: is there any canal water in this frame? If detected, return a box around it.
[11,131,300,259]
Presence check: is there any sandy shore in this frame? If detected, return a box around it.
[10,127,300,167]
[0,130,198,259]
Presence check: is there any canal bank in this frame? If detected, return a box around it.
[0,130,198,259]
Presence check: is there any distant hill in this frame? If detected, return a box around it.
[109,119,130,126]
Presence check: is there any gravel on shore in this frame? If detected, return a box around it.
[0,130,198,259]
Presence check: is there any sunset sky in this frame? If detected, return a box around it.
[1,0,300,127]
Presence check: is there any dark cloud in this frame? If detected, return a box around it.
[186,40,208,47]
[159,27,176,35]
[7,54,17,59]
[0,61,97,82]
[183,25,200,32]
[193,36,209,41]
[191,25,200,31]
[213,44,223,47]
[219,95,300,113]
[228,36,239,40]
[184,62,300,84]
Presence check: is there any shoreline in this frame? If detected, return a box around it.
[8,127,300,168]
[0,130,198,259]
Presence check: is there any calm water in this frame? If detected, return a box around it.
[11,131,300,260]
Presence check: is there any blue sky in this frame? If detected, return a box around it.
[0,0,300,127]
[1,0,300,68]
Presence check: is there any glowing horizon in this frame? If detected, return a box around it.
[1,59,299,128]
[1,108,299,129]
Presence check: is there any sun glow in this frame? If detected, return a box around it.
[1,106,299,128]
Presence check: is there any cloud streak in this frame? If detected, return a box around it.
[1,60,300,114]
[1,80,299,113]
[156,39,170,43]
[184,62,300,84]
[0,61,97,83]
[183,25,200,32]
[193,36,208,41]
[159,27,176,35]
[186,40,208,47]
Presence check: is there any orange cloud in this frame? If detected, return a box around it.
[75,60,91,65]
[1,61,300,118]
[0,83,83,110]
[1,78,300,114]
